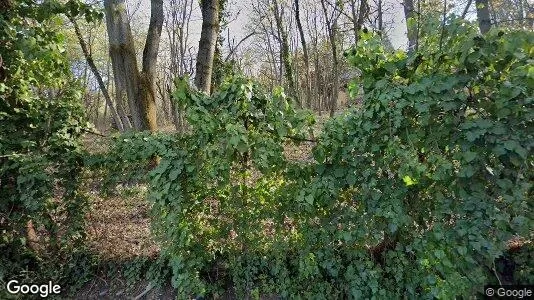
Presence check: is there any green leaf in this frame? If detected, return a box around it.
[504,140,518,150]
[169,166,182,181]
[402,175,417,186]
[346,173,357,185]
[334,167,345,178]
[305,194,314,205]
[463,151,477,162]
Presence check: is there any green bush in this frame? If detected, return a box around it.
[147,19,532,299]
[0,0,100,289]
[313,24,533,297]
[85,131,182,194]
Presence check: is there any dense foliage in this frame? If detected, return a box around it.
[149,77,313,297]
[2,2,532,297]
[146,21,532,298]
[0,0,101,290]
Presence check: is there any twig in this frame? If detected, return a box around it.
[461,0,473,18]
[286,135,317,143]
[493,261,503,286]
[266,129,317,142]
[224,31,258,62]
[132,282,154,300]
[83,128,108,137]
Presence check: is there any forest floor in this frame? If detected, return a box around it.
[72,115,331,299]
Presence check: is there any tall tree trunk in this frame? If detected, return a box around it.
[330,43,339,117]
[356,0,368,41]
[104,0,143,129]
[294,0,311,109]
[96,90,101,127]
[349,0,368,43]
[273,0,297,103]
[311,7,321,112]
[195,0,220,94]
[320,0,340,117]
[103,91,108,131]
[350,0,359,41]
[262,21,280,86]
[104,0,163,132]
[378,0,383,32]
[166,0,194,131]
[475,0,492,34]
[68,16,124,132]
[403,0,417,52]
[139,0,163,131]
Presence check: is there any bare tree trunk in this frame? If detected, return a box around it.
[310,6,321,112]
[294,0,311,109]
[356,0,368,41]
[263,22,279,86]
[104,0,143,129]
[139,0,163,131]
[403,0,417,52]
[103,92,108,131]
[156,75,169,123]
[348,0,368,43]
[350,0,359,41]
[195,0,220,94]
[475,0,492,34]
[104,0,163,132]
[320,0,340,117]
[378,0,383,32]
[272,0,297,103]
[95,90,101,127]
[166,0,194,131]
[461,0,473,18]
[68,16,124,131]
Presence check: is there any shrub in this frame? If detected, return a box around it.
[314,23,533,297]
[151,22,532,298]
[0,0,100,289]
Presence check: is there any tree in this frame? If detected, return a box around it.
[272,0,297,103]
[484,0,532,30]
[403,0,417,52]
[195,0,220,94]
[68,16,125,131]
[164,0,195,130]
[475,0,492,33]
[320,0,341,117]
[294,0,311,109]
[104,0,163,131]
[352,0,369,43]
[251,0,283,89]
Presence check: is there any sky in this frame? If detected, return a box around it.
[126,0,411,55]
[225,0,409,50]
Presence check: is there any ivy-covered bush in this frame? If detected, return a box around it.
[312,24,533,297]
[149,76,314,297]
[0,0,101,288]
[85,131,182,194]
[148,20,532,298]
